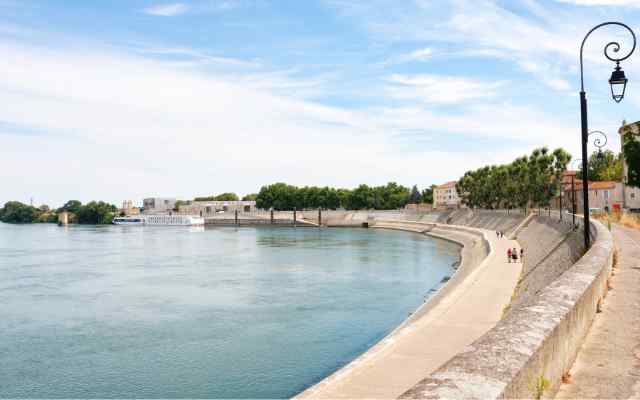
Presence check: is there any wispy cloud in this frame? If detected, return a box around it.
[385,74,506,104]
[132,45,261,68]
[143,3,188,16]
[555,0,640,6]
[0,36,573,205]
[384,47,433,65]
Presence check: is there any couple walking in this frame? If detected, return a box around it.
[507,247,524,263]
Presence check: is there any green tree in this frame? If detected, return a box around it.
[242,193,258,201]
[255,183,298,210]
[214,193,239,201]
[457,147,571,210]
[421,186,434,204]
[348,184,374,209]
[623,132,640,187]
[408,185,422,204]
[577,150,622,182]
[75,201,117,224]
[0,201,41,223]
[173,200,187,211]
[336,188,352,209]
[58,200,82,214]
[194,193,239,201]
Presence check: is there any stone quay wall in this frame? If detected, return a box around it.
[399,217,613,399]
[372,220,491,327]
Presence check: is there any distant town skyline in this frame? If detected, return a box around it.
[2,0,640,206]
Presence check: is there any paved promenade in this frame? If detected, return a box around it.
[556,224,640,399]
[297,225,522,399]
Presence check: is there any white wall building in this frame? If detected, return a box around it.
[143,197,177,214]
[433,181,461,209]
[178,200,257,216]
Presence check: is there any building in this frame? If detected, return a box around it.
[178,200,257,216]
[143,197,177,214]
[119,200,140,216]
[433,181,461,209]
[563,174,624,213]
[618,121,640,210]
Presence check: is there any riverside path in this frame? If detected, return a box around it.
[296,225,523,399]
[556,224,640,399]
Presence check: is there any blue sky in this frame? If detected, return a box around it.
[2,0,640,206]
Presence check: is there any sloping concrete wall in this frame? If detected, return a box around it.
[399,219,613,399]
[511,216,586,313]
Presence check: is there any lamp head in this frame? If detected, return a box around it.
[609,62,628,103]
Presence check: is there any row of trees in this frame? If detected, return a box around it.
[255,182,433,211]
[457,147,572,210]
[0,200,117,224]
[193,193,258,202]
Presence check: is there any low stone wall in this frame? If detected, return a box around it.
[399,219,614,399]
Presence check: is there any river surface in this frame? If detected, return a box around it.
[0,222,459,398]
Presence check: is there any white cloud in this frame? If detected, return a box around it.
[555,0,640,6]
[385,47,433,65]
[385,74,506,104]
[143,3,188,16]
[0,37,581,206]
[327,0,628,94]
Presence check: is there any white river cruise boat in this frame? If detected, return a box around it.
[112,215,205,226]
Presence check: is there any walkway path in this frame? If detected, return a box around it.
[556,224,640,399]
[296,225,522,399]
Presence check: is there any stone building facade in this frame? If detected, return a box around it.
[562,173,624,213]
[142,197,177,214]
[433,181,461,209]
[178,200,257,216]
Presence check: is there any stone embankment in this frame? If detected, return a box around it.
[294,209,613,399]
[296,220,521,399]
[400,216,613,399]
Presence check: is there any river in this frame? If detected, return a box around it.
[0,222,458,398]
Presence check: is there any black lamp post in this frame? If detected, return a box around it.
[579,22,635,248]
[569,158,582,229]
[568,131,609,230]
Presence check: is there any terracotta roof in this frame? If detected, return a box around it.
[571,180,617,190]
[435,181,457,189]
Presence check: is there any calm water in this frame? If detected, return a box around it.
[0,222,459,398]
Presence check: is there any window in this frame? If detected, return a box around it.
[604,190,609,199]
[631,193,636,199]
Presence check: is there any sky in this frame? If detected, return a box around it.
[2,0,640,207]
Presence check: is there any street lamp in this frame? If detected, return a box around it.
[568,131,609,230]
[569,158,582,228]
[579,22,636,248]
[588,130,608,160]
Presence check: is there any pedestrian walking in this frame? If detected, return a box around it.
[512,247,518,263]
[507,248,512,263]
[520,248,524,263]
[496,231,500,238]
